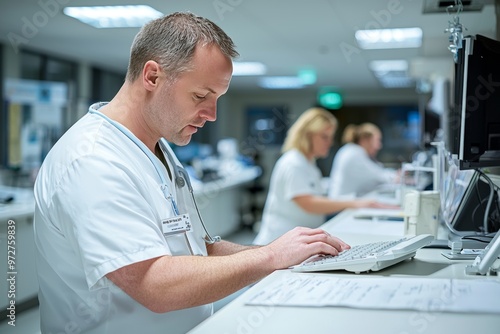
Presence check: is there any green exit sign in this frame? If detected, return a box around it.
[317,88,343,110]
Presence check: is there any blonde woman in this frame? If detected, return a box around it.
[328,122,399,199]
[253,108,393,245]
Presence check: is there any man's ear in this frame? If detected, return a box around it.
[142,60,162,91]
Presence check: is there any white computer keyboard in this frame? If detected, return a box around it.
[292,234,434,274]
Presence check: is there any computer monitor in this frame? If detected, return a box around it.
[422,109,442,148]
[425,78,450,149]
[450,34,500,170]
[441,162,476,234]
[440,156,499,235]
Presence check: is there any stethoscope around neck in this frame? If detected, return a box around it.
[88,107,221,244]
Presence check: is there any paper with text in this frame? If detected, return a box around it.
[245,274,500,314]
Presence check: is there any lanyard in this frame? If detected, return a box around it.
[88,106,180,215]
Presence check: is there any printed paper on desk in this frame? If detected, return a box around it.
[245,274,500,314]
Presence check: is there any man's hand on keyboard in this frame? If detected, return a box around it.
[265,227,350,270]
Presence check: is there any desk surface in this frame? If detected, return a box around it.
[0,167,261,223]
[189,208,500,334]
[0,186,35,222]
[192,166,261,195]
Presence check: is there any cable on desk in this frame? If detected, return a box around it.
[461,234,494,243]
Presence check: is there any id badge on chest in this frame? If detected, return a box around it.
[162,214,192,235]
[161,213,196,255]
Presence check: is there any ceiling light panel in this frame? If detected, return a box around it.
[258,77,305,89]
[232,62,267,76]
[355,27,422,49]
[63,5,163,28]
[369,60,414,88]
[369,60,408,73]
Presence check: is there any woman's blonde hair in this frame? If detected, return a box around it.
[282,107,337,155]
[342,122,381,144]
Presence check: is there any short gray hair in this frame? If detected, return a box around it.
[126,12,239,82]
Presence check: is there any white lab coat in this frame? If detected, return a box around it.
[328,143,396,198]
[34,103,211,334]
[253,149,325,245]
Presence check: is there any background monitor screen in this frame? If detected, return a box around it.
[450,34,500,170]
[422,109,442,148]
[441,158,500,235]
[441,162,475,234]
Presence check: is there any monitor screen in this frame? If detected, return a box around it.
[440,156,499,235]
[450,34,500,170]
[441,161,475,234]
[422,109,442,148]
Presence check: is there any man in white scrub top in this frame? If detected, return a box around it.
[34,12,350,334]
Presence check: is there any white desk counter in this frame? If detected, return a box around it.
[194,166,261,238]
[0,186,35,221]
[188,207,500,334]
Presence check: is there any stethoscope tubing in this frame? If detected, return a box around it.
[159,139,220,244]
[88,107,220,244]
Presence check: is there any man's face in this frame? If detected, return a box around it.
[150,44,233,146]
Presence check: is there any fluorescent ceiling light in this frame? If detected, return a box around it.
[258,76,305,89]
[232,62,267,76]
[297,69,317,85]
[369,60,414,88]
[63,5,163,28]
[377,77,415,88]
[355,27,422,49]
[258,70,317,89]
[369,60,408,73]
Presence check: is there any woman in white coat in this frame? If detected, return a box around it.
[253,109,395,245]
[328,123,398,199]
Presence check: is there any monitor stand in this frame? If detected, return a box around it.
[441,234,493,260]
[480,150,500,161]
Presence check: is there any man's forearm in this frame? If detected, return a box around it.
[207,239,260,256]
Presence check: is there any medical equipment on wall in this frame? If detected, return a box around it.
[88,108,221,246]
[444,0,466,63]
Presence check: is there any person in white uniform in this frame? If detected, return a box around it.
[33,13,351,334]
[328,122,399,199]
[253,108,395,245]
